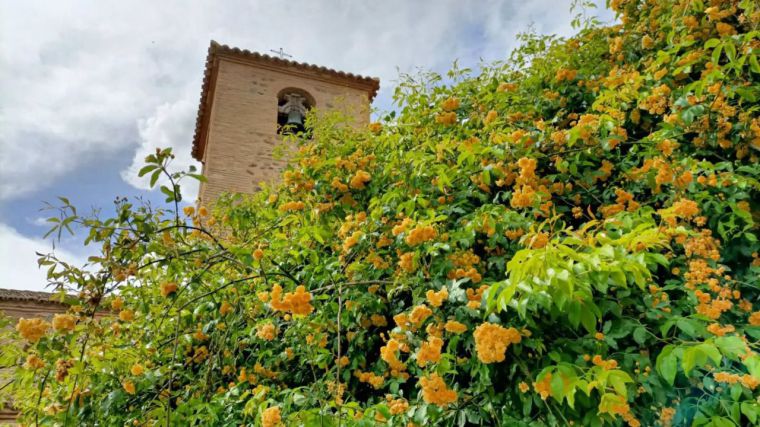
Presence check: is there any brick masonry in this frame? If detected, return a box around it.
[198,56,373,204]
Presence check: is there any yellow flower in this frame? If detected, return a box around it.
[279,201,305,212]
[750,312,760,326]
[435,111,457,126]
[398,252,414,272]
[123,380,136,395]
[160,281,178,297]
[220,300,233,316]
[355,370,385,389]
[337,356,350,367]
[119,309,134,322]
[130,363,145,376]
[405,225,436,246]
[16,318,50,342]
[198,206,208,217]
[419,373,457,407]
[533,373,553,400]
[497,82,517,92]
[388,397,409,414]
[425,288,448,307]
[257,323,277,341]
[111,297,124,311]
[706,323,735,337]
[444,320,467,334]
[24,354,46,370]
[409,304,433,325]
[253,248,265,260]
[556,68,578,81]
[342,231,363,252]
[51,314,76,333]
[527,232,549,249]
[269,284,314,316]
[715,22,735,37]
[441,97,460,112]
[349,170,372,190]
[368,122,383,133]
[518,381,530,393]
[483,110,498,125]
[183,206,195,216]
[671,198,699,218]
[473,322,521,364]
[416,335,443,367]
[592,354,618,370]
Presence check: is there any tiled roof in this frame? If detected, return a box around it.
[0,288,66,304]
[192,41,381,161]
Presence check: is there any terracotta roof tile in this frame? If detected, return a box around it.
[0,288,67,304]
[192,41,380,161]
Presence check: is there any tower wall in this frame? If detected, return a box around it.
[198,56,372,205]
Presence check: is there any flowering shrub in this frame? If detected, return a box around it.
[6,0,760,425]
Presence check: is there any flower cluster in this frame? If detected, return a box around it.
[269,284,314,316]
[473,323,521,364]
[51,314,76,333]
[349,170,372,189]
[16,318,50,342]
[278,201,305,212]
[355,370,384,389]
[416,335,443,367]
[405,224,436,245]
[419,373,457,407]
[713,372,759,390]
[261,406,281,427]
[425,288,448,307]
[256,323,277,341]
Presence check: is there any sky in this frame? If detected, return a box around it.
[0,0,614,291]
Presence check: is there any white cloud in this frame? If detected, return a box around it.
[0,222,86,292]
[120,90,200,200]
[1,0,612,201]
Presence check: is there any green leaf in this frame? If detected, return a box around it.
[704,38,721,49]
[741,402,758,425]
[150,169,162,187]
[160,185,175,202]
[715,336,745,360]
[607,370,633,398]
[138,164,157,177]
[676,318,700,337]
[712,45,723,65]
[579,304,597,335]
[656,345,678,386]
[683,343,722,375]
[750,54,760,73]
[633,327,647,345]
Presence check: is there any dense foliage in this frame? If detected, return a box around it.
[7,0,760,425]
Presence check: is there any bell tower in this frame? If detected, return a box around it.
[191,41,379,204]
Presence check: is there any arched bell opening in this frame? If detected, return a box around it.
[276,88,315,135]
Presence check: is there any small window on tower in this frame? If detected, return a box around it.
[277,88,314,135]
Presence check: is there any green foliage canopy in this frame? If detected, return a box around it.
[7,1,760,426]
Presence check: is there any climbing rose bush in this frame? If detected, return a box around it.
[7,0,760,425]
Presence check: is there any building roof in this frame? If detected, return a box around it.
[191,41,381,161]
[0,288,67,305]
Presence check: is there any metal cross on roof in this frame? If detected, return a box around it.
[269,47,292,59]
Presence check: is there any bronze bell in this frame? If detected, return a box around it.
[286,110,303,127]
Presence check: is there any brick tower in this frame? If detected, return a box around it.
[191,41,380,204]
